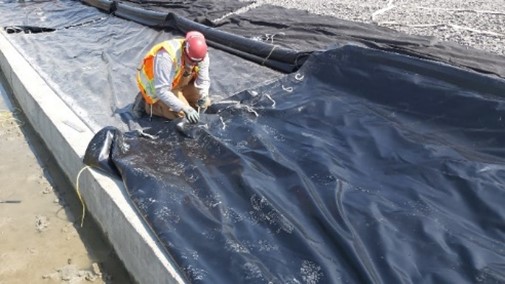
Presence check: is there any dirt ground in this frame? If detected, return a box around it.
[0,75,133,283]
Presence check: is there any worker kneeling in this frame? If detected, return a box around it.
[133,31,211,124]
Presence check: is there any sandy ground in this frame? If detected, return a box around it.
[0,74,133,284]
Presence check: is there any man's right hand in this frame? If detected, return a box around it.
[182,106,200,124]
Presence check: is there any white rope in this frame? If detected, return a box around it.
[371,0,395,22]
[212,2,262,23]
[261,45,277,65]
[295,73,304,81]
[220,116,227,130]
[264,94,276,108]
[264,32,286,44]
[282,85,293,93]
[379,21,505,38]
[243,105,259,117]
[415,6,505,16]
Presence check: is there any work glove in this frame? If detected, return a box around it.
[182,106,200,124]
[197,94,210,109]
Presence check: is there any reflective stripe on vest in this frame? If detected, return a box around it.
[136,39,185,105]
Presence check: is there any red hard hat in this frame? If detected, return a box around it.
[185,31,207,62]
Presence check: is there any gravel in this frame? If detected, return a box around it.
[252,0,505,56]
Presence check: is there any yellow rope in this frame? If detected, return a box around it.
[75,165,91,227]
[2,108,91,228]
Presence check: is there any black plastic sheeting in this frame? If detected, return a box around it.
[0,1,281,132]
[213,4,505,78]
[81,0,310,73]
[80,0,505,78]
[85,46,505,283]
[2,1,505,283]
[117,0,253,22]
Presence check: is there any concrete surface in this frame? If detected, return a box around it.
[0,31,186,284]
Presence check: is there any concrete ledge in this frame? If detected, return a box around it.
[0,31,185,284]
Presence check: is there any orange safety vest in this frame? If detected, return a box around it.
[136,39,198,105]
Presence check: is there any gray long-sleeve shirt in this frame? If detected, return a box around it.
[154,49,210,112]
